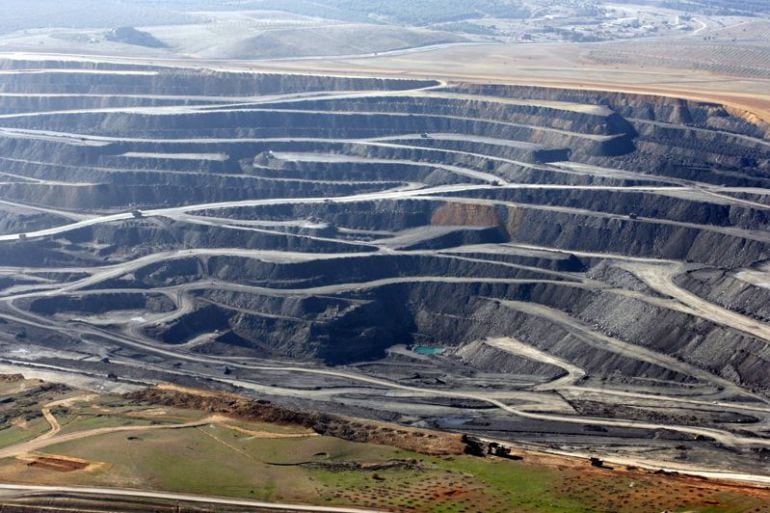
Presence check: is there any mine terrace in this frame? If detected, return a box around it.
[0,56,768,490]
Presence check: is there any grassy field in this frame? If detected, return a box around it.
[0,422,763,513]
[0,417,50,449]
[0,381,768,513]
[53,401,207,435]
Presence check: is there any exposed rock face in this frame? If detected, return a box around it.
[431,203,502,227]
[2,58,770,469]
[674,267,770,322]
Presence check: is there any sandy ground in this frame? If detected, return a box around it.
[226,42,770,123]
[6,39,769,123]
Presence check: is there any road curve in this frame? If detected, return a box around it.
[0,483,388,513]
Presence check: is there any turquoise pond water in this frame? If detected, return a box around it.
[413,346,445,355]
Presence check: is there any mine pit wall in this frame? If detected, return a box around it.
[451,83,768,138]
[62,222,374,259]
[408,139,572,163]
[0,59,164,71]
[3,63,770,402]
[363,197,770,268]
[203,200,436,232]
[260,95,631,135]
[121,251,770,391]
[0,66,439,96]
[450,187,770,231]
[454,339,565,378]
[629,137,770,178]
[107,253,552,292]
[631,119,767,159]
[57,194,768,269]
[256,159,466,184]
[0,241,100,267]
[0,210,68,236]
[674,269,770,323]
[0,94,224,114]
[358,281,770,393]
[27,292,174,316]
[0,179,389,211]
[723,105,770,139]
[502,207,770,268]
[451,83,770,179]
[0,110,629,158]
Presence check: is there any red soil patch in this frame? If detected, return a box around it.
[26,456,89,472]
[431,203,501,227]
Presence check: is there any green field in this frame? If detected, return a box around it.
[0,383,767,513]
[0,423,760,513]
[0,417,50,449]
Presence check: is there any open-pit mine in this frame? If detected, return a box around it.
[1,53,770,511]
